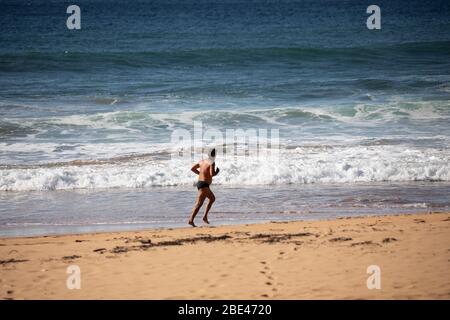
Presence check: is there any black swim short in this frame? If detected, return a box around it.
[196,181,210,190]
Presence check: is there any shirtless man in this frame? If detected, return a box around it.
[188,148,220,227]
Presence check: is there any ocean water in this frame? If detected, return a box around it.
[1,0,449,236]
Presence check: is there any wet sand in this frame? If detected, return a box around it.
[1,212,449,299]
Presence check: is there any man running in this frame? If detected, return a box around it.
[188,148,219,227]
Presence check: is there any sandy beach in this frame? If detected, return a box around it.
[0,212,449,300]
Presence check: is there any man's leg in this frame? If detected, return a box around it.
[189,189,207,227]
[202,188,215,224]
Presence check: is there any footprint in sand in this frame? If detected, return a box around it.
[258,261,279,297]
[277,251,287,260]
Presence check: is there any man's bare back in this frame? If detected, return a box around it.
[198,159,214,184]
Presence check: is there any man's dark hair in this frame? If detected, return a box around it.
[211,148,216,157]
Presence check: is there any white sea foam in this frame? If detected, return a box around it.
[3,99,449,138]
[1,145,448,191]
[1,99,449,190]
[0,141,174,164]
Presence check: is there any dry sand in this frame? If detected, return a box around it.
[1,212,449,299]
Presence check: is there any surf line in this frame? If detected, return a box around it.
[178,304,213,318]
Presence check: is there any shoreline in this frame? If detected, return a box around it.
[1,211,449,299]
[2,181,449,238]
[0,210,447,240]
[0,209,447,240]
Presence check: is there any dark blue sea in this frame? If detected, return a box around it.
[0,0,449,236]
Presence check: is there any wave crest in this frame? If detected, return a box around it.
[1,145,448,191]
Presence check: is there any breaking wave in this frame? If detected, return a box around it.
[1,145,448,191]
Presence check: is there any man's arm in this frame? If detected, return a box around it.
[191,163,200,175]
[210,163,220,176]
